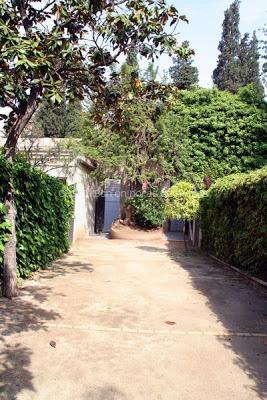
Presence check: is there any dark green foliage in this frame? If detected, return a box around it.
[160,88,267,187]
[124,46,139,71]
[239,32,264,97]
[200,167,267,274]
[0,203,11,265]
[213,0,241,93]
[82,87,267,188]
[213,2,264,94]
[262,28,267,86]
[0,157,12,265]
[33,100,83,138]
[169,41,198,89]
[127,190,165,229]
[82,98,162,182]
[0,157,73,278]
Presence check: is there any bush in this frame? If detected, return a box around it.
[165,181,200,221]
[127,189,165,229]
[0,157,74,278]
[200,167,267,274]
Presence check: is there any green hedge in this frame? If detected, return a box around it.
[0,202,11,264]
[127,189,165,228]
[200,167,267,274]
[0,157,74,278]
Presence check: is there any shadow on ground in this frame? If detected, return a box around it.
[0,285,62,399]
[38,259,94,279]
[138,242,267,399]
[0,251,94,399]
[84,386,127,400]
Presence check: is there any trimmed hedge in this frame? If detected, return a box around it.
[200,166,267,274]
[0,157,73,278]
[165,181,200,221]
[127,189,165,229]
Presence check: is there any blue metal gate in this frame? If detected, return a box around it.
[103,179,121,233]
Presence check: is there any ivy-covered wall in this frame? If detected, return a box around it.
[0,202,10,265]
[159,88,267,187]
[200,166,267,275]
[0,157,74,278]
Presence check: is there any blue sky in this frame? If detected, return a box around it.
[146,0,267,87]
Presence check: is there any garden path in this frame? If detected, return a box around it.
[0,239,267,400]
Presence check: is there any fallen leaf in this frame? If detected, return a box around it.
[165,321,176,326]
[50,340,56,348]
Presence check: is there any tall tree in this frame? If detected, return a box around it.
[32,100,83,138]
[213,0,241,92]
[262,28,267,87]
[125,46,139,70]
[120,46,140,88]
[169,41,198,89]
[144,63,159,83]
[239,32,264,97]
[0,0,189,298]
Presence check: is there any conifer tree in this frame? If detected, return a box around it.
[263,28,267,86]
[239,32,264,96]
[169,41,198,89]
[144,63,159,83]
[32,100,83,138]
[213,0,241,93]
[121,46,139,79]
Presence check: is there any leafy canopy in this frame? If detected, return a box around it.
[0,0,191,158]
[79,47,181,184]
[169,41,198,90]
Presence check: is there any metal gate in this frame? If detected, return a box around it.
[94,194,105,233]
[103,179,121,233]
[169,219,184,232]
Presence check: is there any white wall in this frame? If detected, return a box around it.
[0,137,97,243]
[46,163,98,242]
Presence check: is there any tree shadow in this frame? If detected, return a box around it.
[83,386,127,400]
[0,285,62,399]
[0,343,33,400]
[138,242,267,399]
[33,259,94,280]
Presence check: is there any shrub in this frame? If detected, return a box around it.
[165,181,200,221]
[127,189,165,229]
[0,157,74,278]
[200,167,267,274]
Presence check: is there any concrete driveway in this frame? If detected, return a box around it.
[0,239,267,400]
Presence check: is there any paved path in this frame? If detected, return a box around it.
[0,239,267,400]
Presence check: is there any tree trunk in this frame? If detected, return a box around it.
[2,187,18,298]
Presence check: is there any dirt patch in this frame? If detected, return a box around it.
[110,221,163,241]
